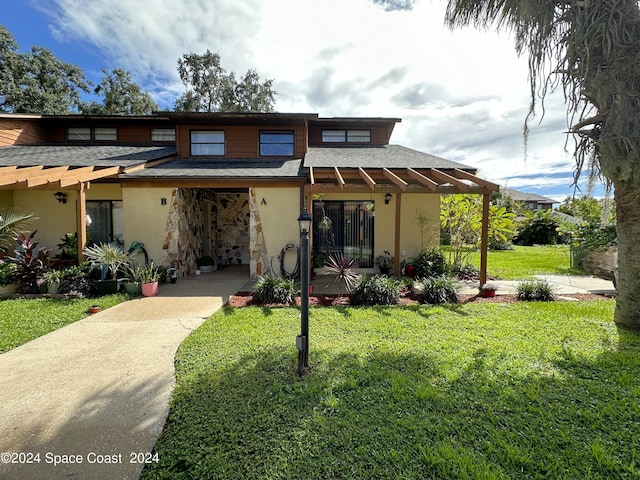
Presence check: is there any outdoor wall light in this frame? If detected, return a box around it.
[384,193,392,205]
[54,191,68,204]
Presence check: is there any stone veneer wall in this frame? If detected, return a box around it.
[216,192,249,265]
[249,187,270,278]
[162,188,206,275]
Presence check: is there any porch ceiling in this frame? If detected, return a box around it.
[307,166,499,194]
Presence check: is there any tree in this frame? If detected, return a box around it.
[445,1,640,329]
[80,68,158,115]
[0,25,89,113]
[175,50,276,112]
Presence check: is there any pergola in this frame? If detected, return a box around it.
[304,159,499,288]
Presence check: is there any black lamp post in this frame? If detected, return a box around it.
[296,208,312,376]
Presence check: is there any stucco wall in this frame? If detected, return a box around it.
[122,186,174,266]
[252,186,301,275]
[0,191,13,208]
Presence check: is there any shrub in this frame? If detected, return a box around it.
[7,231,51,293]
[251,276,297,305]
[490,240,515,250]
[515,212,562,245]
[416,276,459,304]
[324,253,359,295]
[351,275,401,306]
[0,261,18,286]
[58,264,95,297]
[452,262,479,280]
[516,279,555,301]
[412,248,448,278]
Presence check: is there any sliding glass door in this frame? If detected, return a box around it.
[312,200,374,267]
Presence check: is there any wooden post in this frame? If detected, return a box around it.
[76,182,87,262]
[394,192,402,276]
[479,192,490,290]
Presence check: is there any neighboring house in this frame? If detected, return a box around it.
[503,187,559,211]
[0,112,498,282]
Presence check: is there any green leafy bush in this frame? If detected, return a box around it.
[515,211,562,245]
[416,276,459,304]
[251,276,297,305]
[452,262,479,280]
[350,275,401,306]
[58,265,95,297]
[6,231,51,293]
[516,279,555,301]
[412,248,448,278]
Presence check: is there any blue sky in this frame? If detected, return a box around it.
[2,0,608,203]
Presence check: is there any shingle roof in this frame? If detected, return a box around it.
[0,144,176,167]
[304,145,474,170]
[121,158,304,178]
[503,188,559,204]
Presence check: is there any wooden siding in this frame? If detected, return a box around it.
[308,125,391,146]
[177,125,307,158]
[0,118,49,146]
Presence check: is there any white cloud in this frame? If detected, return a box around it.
[29,0,594,198]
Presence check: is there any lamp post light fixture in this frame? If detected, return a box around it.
[296,208,312,376]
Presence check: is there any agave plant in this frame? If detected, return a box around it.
[82,242,130,280]
[324,253,359,297]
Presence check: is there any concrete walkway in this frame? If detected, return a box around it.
[458,274,617,296]
[0,274,246,480]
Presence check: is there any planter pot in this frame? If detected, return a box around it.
[47,281,61,294]
[123,281,142,295]
[0,283,19,295]
[379,267,390,275]
[88,305,100,314]
[481,289,496,298]
[95,279,119,295]
[141,281,159,297]
[200,265,215,272]
[405,265,417,278]
[309,285,314,295]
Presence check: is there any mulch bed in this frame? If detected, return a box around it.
[227,292,614,308]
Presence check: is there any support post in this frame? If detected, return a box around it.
[76,183,87,262]
[479,192,490,289]
[394,192,402,276]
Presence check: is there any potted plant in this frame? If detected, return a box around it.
[123,263,146,295]
[196,255,216,273]
[375,251,395,275]
[43,269,63,294]
[83,242,130,294]
[0,261,18,294]
[481,283,498,298]
[139,262,160,297]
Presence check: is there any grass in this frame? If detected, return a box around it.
[0,293,130,353]
[445,245,584,279]
[141,301,640,479]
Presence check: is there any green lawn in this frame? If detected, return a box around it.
[142,301,640,480]
[446,245,583,279]
[0,293,130,353]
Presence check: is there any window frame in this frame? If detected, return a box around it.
[190,130,225,157]
[259,130,295,157]
[151,128,176,142]
[321,129,371,144]
[67,127,117,141]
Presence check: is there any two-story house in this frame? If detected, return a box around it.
[0,112,497,283]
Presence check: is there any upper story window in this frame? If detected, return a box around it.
[260,131,294,156]
[67,127,117,141]
[191,130,224,156]
[322,129,371,143]
[151,128,176,142]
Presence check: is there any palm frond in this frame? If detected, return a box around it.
[0,209,36,251]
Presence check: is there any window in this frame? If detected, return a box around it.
[312,200,375,267]
[151,128,176,142]
[260,131,294,156]
[67,127,117,141]
[86,200,123,245]
[191,130,224,156]
[322,129,371,143]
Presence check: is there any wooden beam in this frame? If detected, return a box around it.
[406,168,438,192]
[479,193,490,290]
[58,166,120,188]
[309,166,315,185]
[394,192,402,276]
[26,167,71,188]
[358,167,376,191]
[0,166,44,186]
[430,168,469,192]
[77,182,88,262]
[382,168,407,191]
[334,166,345,190]
[122,157,175,173]
[452,168,499,191]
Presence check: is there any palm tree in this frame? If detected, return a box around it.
[0,208,36,253]
[445,0,640,329]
